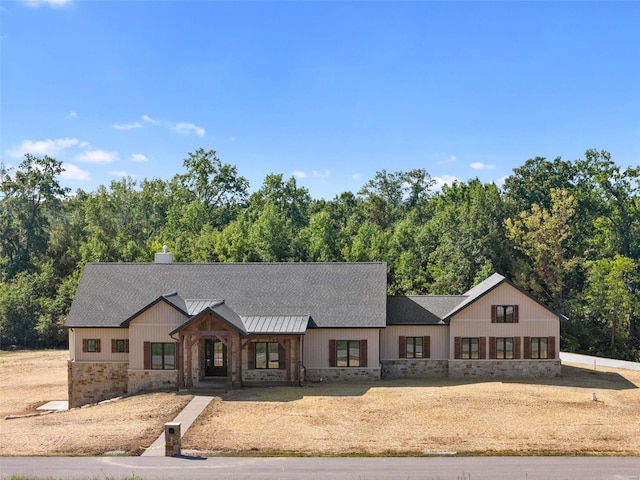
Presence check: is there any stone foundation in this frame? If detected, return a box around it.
[242,368,288,384]
[127,369,178,394]
[381,359,448,379]
[304,367,381,382]
[68,361,128,408]
[448,360,562,378]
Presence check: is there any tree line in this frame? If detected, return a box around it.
[1,148,638,361]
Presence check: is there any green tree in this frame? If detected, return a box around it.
[583,256,640,359]
[298,210,342,262]
[249,203,294,262]
[505,188,580,308]
[0,154,69,280]
[575,149,640,260]
[428,180,510,294]
[502,156,576,213]
[357,169,433,227]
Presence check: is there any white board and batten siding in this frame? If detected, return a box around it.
[449,283,560,354]
[70,327,130,362]
[128,301,187,370]
[380,325,450,360]
[303,328,380,368]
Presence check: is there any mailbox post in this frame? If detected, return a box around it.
[164,422,181,457]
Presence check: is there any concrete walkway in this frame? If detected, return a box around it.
[141,395,214,457]
[560,351,640,371]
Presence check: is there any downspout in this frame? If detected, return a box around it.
[299,334,304,386]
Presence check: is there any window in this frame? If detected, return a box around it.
[406,337,424,359]
[531,337,548,359]
[329,339,368,367]
[337,340,360,367]
[495,305,515,323]
[112,339,129,353]
[83,339,101,353]
[461,338,480,359]
[151,342,175,370]
[399,336,430,359]
[255,342,280,369]
[496,337,514,359]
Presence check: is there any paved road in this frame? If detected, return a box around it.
[1,456,639,480]
[560,351,640,371]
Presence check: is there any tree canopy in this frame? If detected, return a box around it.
[1,149,638,361]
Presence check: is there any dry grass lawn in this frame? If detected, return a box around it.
[185,365,640,456]
[2,349,640,456]
[0,350,191,456]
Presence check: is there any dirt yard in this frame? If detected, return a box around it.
[1,349,639,456]
[0,350,191,456]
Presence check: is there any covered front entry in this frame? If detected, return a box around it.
[204,339,227,377]
[170,303,306,390]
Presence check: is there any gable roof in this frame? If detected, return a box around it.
[66,262,387,329]
[169,301,247,336]
[442,272,567,322]
[387,273,565,325]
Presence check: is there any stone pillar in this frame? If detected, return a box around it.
[164,422,181,457]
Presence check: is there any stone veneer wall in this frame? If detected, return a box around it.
[242,368,288,384]
[304,367,381,382]
[68,361,128,408]
[127,369,178,394]
[381,359,448,379]
[448,360,562,378]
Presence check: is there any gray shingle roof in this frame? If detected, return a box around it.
[387,295,467,325]
[442,272,507,320]
[66,262,387,329]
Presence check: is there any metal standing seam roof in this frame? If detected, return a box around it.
[242,316,310,334]
[185,299,225,315]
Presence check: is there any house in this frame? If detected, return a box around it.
[65,254,562,407]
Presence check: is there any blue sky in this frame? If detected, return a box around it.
[2,1,639,200]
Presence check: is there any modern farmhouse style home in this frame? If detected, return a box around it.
[66,254,562,407]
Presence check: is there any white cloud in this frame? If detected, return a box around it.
[131,153,148,162]
[113,122,142,131]
[5,137,79,158]
[75,149,119,164]
[352,173,363,180]
[432,175,459,191]
[175,123,205,137]
[293,171,308,179]
[496,175,509,188]
[312,170,330,179]
[22,0,72,7]
[60,163,90,181]
[109,170,135,178]
[141,114,159,124]
[470,162,496,170]
[66,111,77,119]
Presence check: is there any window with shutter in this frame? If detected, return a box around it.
[145,342,176,370]
[523,336,531,359]
[399,336,406,358]
[334,340,362,367]
[329,339,336,367]
[360,339,367,368]
[454,337,462,359]
[84,339,99,353]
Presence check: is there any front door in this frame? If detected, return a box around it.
[204,339,227,377]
